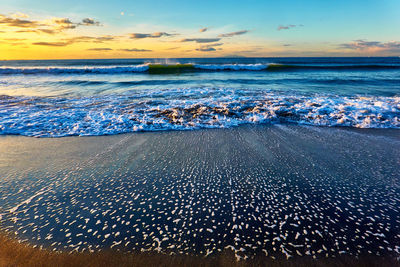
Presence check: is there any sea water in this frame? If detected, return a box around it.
[0,57,399,137]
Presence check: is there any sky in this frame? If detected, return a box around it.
[0,0,400,59]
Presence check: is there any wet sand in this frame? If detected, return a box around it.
[0,125,399,266]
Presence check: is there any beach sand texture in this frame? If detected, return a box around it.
[0,125,399,266]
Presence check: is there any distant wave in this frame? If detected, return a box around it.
[53,77,400,88]
[193,64,268,71]
[0,65,150,74]
[1,63,400,75]
[1,89,399,137]
[265,64,400,70]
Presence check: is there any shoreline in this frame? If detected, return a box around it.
[0,233,399,267]
[1,125,399,265]
[1,56,398,61]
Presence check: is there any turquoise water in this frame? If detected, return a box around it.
[0,57,399,137]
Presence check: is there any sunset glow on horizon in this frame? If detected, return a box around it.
[1,0,400,59]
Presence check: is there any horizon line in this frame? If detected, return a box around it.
[1,56,399,61]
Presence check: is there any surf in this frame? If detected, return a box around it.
[1,91,399,137]
[1,63,400,75]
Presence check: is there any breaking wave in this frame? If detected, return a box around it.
[0,65,150,75]
[0,88,399,137]
[1,63,400,75]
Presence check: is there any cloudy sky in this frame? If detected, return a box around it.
[1,0,399,59]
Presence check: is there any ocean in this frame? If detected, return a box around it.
[0,57,399,137]
[0,58,400,260]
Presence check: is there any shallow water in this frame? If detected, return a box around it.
[0,125,399,259]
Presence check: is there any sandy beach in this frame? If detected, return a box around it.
[1,0,400,265]
[0,125,399,266]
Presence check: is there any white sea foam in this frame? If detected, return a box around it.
[0,88,398,137]
[2,63,398,74]
[0,64,272,74]
[194,64,268,71]
[0,65,150,74]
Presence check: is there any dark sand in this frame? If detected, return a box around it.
[0,125,399,266]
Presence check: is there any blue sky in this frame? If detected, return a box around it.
[1,0,399,58]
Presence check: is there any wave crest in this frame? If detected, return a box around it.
[0,65,150,74]
[2,63,400,75]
